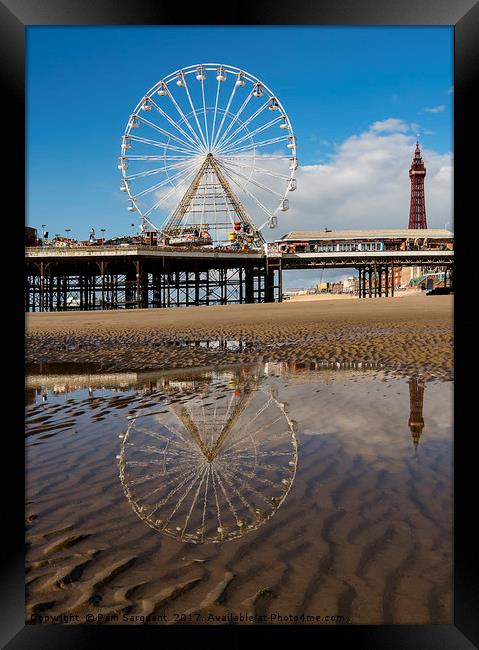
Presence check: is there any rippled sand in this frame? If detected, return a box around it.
[26,294,453,380]
[25,366,453,625]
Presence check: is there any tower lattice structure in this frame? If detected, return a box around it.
[408,141,427,229]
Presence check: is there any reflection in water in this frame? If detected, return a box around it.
[25,361,452,624]
[408,376,425,457]
[118,367,298,543]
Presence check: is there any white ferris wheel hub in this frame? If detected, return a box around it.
[119,63,298,247]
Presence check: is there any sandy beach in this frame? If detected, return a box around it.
[25,295,454,625]
[26,294,453,380]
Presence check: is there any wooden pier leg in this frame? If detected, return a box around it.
[278,259,283,302]
[100,261,106,309]
[266,265,275,303]
[239,267,244,304]
[135,259,141,308]
[385,266,389,297]
[39,261,45,312]
[245,267,254,304]
[368,267,372,298]
[195,267,200,306]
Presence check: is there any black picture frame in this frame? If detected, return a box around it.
[4,0,477,647]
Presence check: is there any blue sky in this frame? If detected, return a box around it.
[27,25,453,256]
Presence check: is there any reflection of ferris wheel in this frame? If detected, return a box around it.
[118,377,298,543]
[119,64,298,247]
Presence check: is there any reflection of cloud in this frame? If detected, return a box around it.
[278,374,452,442]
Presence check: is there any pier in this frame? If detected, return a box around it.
[25,244,453,312]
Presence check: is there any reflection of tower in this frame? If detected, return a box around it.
[408,376,425,455]
[408,140,427,229]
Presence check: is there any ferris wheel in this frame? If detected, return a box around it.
[119,63,298,247]
[118,371,298,543]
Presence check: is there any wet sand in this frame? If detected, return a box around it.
[26,294,453,380]
[25,366,453,625]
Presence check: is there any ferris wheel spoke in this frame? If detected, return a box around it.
[213,464,259,515]
[129,135,198,159]
[134,116,199,153]
[125,163,188,181]
[147,465,203,515]
[134,423,196,450]
[126,160,198,184]
[209,78,222,153]
[210,466,223,533]
[217,164,277,221]
[211,82,239,150]
[213,467,242,526]
[128,461,193,486]
[126,136,198,158]
[142,167,198,219]
[147,97,204,151]
[200,77,210,151]
[219,116,284,154]
[220,396,275,455]
[160,465,207,526]
[218,158,290,181]
[223,134,291,156]
[131,165,202,200]
[214,89,255,151]
[216,98,271,152]
[166,88,206,152]
[219,161,284,199]
[182,75,209,151]
[180,466,210,538]
[136,465,198,503]
[200,467,211,536]
[219,154,290,161]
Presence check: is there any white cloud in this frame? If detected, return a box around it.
[424,105,445,113]
[370,118,409,133]
[279,118,452,236]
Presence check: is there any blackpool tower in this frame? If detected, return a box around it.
[408,139,428,229]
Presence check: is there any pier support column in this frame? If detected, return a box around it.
[135,260,142,308]
[391,266,395,297]
[39,261,45,312]
[100,261,107,309]
[193,266,200,306]
[385,266,389,297]
[368,267,372,298]
[278,261,283,302]
[265,265,275,303]
[245,267,254,304]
